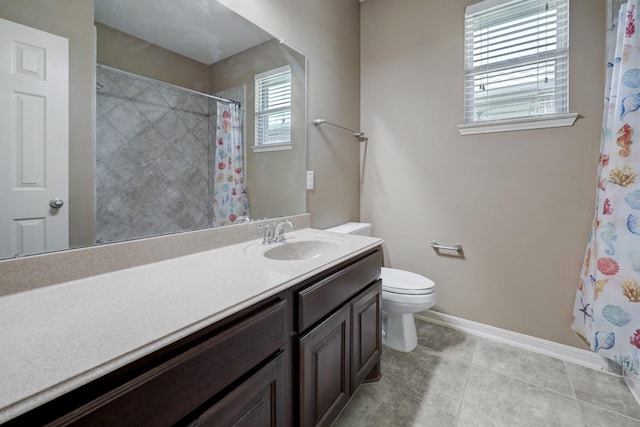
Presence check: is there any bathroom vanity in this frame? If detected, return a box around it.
[0,228,382,427]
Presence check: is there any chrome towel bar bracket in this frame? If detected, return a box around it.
[430,241,463,252]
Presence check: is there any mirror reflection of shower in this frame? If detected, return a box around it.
[95,65,247,244]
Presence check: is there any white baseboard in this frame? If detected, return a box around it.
[415,311,608,372]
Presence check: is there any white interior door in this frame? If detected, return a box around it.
[0,18,69,259]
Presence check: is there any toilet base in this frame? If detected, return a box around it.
[382,311,417,352]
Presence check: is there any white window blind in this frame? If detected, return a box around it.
[255,65,292,146]
[464,0,569,124]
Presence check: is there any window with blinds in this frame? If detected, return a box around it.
[464,0,569,124]
[255,65,292,147]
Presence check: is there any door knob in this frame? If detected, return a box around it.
[49,198,64,209]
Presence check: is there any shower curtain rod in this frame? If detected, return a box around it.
[96,63,240,105]
[312,118,365,138]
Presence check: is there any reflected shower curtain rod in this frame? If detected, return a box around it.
[96,63,240,105]
[312,118,365,138]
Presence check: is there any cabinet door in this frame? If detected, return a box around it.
[299,305,351,427]
[351,280,382,393]
[194,352,286,427]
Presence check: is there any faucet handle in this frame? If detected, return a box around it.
[235,215,250,224]
[258,223,274,244]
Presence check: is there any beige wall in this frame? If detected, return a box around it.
[209,40,306,220]
[360,0,605,349]
[220,0,362,229]
[96,23,210,92]
[0,0,96,248]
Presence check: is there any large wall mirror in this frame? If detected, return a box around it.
[0,0,307,260]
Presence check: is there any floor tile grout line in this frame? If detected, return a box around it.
[453,326,578,399]
[468,359,576,399]
[576,398,640,424]
[564,360,587,426]
[453,338,478,425]
[386,342,473,422]
[563,359,579,400]
[472,356,583,399]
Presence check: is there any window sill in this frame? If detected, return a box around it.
[456,113,578,135]
[251,143,292,153]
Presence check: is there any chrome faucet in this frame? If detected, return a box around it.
[273,219,296,243]
[259,220,296,244]
[258,223,274,245]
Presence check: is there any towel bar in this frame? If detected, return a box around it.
[312,118,365,138]
[430,241,463,252]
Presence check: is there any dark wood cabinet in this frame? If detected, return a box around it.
[299,304,351,427]
[296,250,383,427]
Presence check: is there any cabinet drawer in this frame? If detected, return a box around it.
[52,301,287,426]
[193,351,286,427]
[298,250,381,332]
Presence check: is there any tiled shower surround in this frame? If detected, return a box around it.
[95,67,213,244]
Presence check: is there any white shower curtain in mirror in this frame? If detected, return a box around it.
[572,1,640,383]
[212,102,250,226]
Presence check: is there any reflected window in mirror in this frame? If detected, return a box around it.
[253,65,292,152]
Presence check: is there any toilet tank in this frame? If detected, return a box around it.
[325,222,372,237]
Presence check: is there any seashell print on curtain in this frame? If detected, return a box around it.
[573,0,640,383]
[212,102,250,226]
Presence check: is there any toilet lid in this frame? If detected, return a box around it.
[381,267,435,295]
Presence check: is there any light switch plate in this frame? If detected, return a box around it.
[306,171,314,190]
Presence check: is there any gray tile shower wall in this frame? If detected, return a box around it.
[95,67,211,244]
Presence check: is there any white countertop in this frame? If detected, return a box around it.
[0,228,382,423]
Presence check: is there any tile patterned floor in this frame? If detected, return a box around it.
[333,319,640,427]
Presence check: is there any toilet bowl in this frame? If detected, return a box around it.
[381,267,435,352]
[325,222,436,352]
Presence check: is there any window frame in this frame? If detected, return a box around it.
[457,0,577,135]
[253,65,293,152]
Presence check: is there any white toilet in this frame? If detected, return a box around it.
[325,222,436,352]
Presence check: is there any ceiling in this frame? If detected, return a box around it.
[94,0,274,65]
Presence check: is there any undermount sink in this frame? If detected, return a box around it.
[243,232,349,261]
[263,240,340,261]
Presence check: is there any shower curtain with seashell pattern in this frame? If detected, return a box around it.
[212,102,250,226]
[573,0,640,382]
